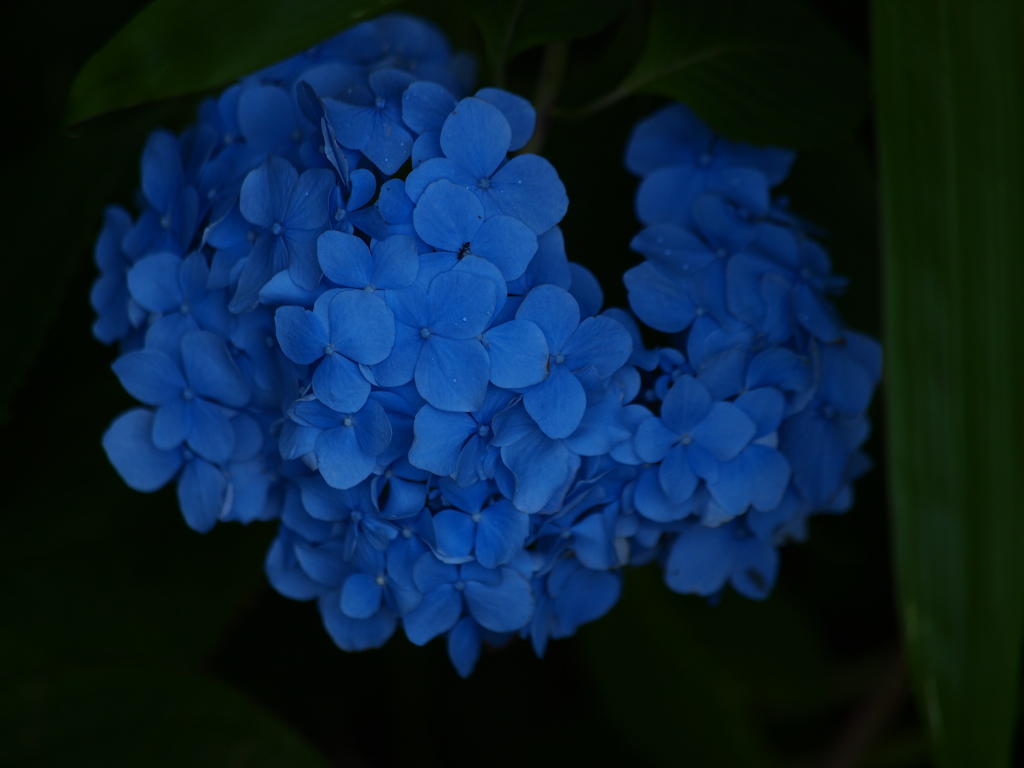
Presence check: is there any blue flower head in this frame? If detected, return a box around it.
[92,13,879,676]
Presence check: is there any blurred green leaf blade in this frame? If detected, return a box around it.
[875,1,1024,766]
[590,0,868,148]
[460,0,627,82]
[68,0,405,125]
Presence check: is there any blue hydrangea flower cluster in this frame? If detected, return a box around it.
[93,14,880,676]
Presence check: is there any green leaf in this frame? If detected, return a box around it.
[1,667,328,766]
[875,1,1024,766]
[67,0,405,125]
[578,0,869,148]
[460,0,627,83]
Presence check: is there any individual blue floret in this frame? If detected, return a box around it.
[231,157,335,310]
[405,97,568,235]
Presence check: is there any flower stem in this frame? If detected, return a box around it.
[520,42,568,156]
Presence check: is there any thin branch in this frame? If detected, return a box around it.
[520,42,569,156]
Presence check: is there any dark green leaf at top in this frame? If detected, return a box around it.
[584,0,869,149]
[460,0,628,83]
[67,0,405,125]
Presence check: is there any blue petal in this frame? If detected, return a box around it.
[102,409,183,491]
[367,322,422,387]
[709,445,790,516]
[508,225,572,294]
[486,154,568,235]
[265,533,324,600]
[734,388,785,438]
[730,538,780,600]
[413,552,460,592]
[475,500,529,569]
[341,573,385,619]
[692,402,756,461]
[140,130,183,212]
[238,85,297,152]
[631,223,715,273]
[416,336,490,413]
[427,271,497,338]
[403,157,476,203]
[524,364,586,439]
[686,441,721,483]
[659,444,699,503]
[348,168,378,210]
[401,80,456,134]
[320,595,397,651]
[474,87,535,151]
[554,566,621,634]
[275,305,328,365]
[112,350,186,406]
[290,397,344,430]
[746,348,813,397]
[409,405,478,476]
[318,230,372,287]
[412,131,443,168]
[485,319,549,389]
[464,567,534,632]
[353,399,393,456]
[329,289,395,364]
[624,261,695,333]
[659,375,712,433]
[664,524,735,596]
[187,397,235,462]
[820,340,879,417]
[362,111,414,175]
[179,252,211,304]
[127,253,183,313]
[240,157,297,227]
[177,457,226,533]
[369,235,419,289]
[471,214,537,280]
[516,284,579,351]
[794,283,843,342]
[634,466,691,522]
[316,426,376,489]
[624,103,712,175]
[413,179,484,252]
[323,97,374,151]
[432,510,476,562]
[152,398,193,451]
[181,330,251,408]
[447,617,482,678]
[285,230,326,291]
[499,428,578,514]
[293,540,349,586]
[313,354,371,413]
[285,168,335,230]
[403,583,462,645]
[563,315,632,379]
[562,391,630,456]
[441,97,511,179]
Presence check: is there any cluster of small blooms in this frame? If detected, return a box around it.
[620,104,881,600]
[94,14,879,675]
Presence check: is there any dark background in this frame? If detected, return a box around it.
[0,1,958,766]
